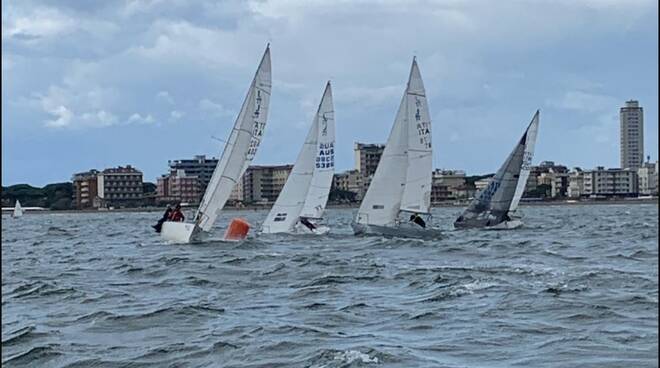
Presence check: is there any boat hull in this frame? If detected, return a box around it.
[351,222,442,240]
[485,220,523,230]
[453,219,523,230]
[160,222,200,243]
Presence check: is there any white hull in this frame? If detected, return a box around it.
[160,222,199,244]
[261,223,330,236]
[160,221,251,244]
[351,222,442,240]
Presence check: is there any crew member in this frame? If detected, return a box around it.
[299,217,317,231]
[409,213,426,228]
[152,205,172,233]
[169,204,185,222]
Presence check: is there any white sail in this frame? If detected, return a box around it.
[261,82,334,233]
[509,110,539,213]
[400,59,432,214]
[356,60,425,227]
[300,82,335,219]
[13,200,23,218]
[195,45,271,233]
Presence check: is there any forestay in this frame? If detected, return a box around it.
[194,45,272,233]
[261,82,335,233]
[356,58,431,227]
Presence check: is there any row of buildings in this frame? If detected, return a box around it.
[155,155,294,206]
[71,100,656,209]
[150,149,658,209]
[70,157,658,210]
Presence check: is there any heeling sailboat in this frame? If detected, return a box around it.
[260,82,335,234]
[351,57,442,239]
[160,45,272,243]
[12,200,23,218]
[454,110,540,230]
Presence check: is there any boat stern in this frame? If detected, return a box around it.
[160,221,196,243]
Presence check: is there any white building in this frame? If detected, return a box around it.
[583,167,638,197]
[637,161,658,196]
[567,169,584,198]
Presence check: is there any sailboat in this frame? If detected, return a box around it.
[454,110,540,230]
[160,45,272,243]
[351,57,442,240]
[261,82,335,235]
[12,200,23,218]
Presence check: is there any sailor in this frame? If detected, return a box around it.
[152,205,172,233]
[299,217,317,231]
[409,213,426,228]
[169,204,185,222]
[503,212,511,222]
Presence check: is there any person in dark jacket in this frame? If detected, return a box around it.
[299,217,317,231]
[409,213,426,228]
[152,206,172,233]
[169,204,185,222]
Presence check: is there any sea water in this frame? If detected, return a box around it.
[2,204,657,367]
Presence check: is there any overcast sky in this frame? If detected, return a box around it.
[3,0,658,186]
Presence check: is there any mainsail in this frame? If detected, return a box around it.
[194,45,272,233]
[455,111,539,227]
[400,59,433,214]
[261,82,335,233]
[356,58,432,227]
[13,200,23,218]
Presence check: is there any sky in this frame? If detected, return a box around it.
[2,0,658,186]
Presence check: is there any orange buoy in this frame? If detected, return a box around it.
[223,218,251,241]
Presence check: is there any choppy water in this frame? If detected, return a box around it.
[2,204,658,367]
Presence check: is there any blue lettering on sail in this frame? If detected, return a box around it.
[316,142,334,169]
[479,180,500,204]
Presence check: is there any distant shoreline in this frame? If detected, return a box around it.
[3,197,657,215]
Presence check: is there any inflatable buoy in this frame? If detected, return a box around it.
[224,218,250,241]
